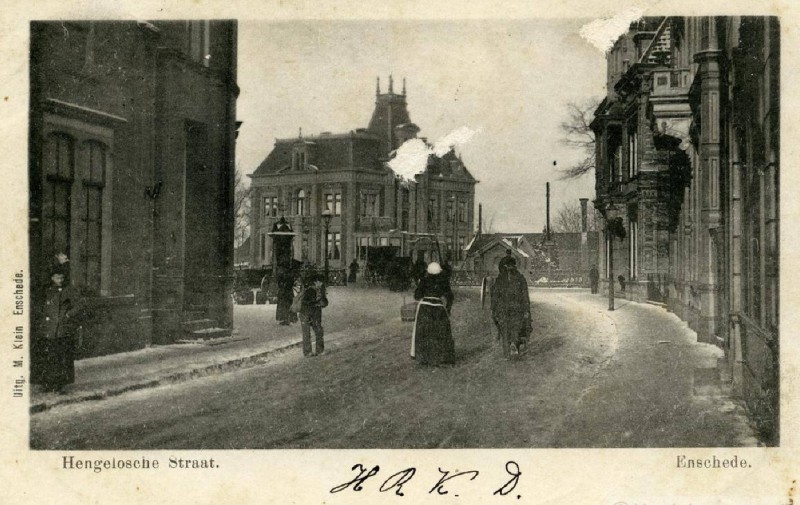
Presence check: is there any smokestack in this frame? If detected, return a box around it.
[546,182,551,241]
[478,203,483,235]
[580,198,589,232]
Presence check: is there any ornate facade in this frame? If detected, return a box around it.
[249,78,477,270]
[593,17,779,442]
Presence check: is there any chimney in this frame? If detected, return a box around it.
[546,182,551,241]
[478,203,483,235]
[580,198,589,232]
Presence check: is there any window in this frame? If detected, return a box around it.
[296,189,305,216]
[357,237,370,260]
[260,232,266,262]
[263,196,278,218]
[80,141,106,291]
[325,192,342,216]
[292,148,307,171]
[607,127,622,184]
[459,201,468,223]
[360,192,379,217]
[446,199,454,222]
[629,219,638,279]
[43,133,75,266]
[428,196,438,223]
[39,106,117,296]
[628,123,638,178]
[327,232,341,260]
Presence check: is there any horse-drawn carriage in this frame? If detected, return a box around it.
[362,246,411,291]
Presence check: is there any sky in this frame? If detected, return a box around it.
[236,19,608,233]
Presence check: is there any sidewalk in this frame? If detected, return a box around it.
[30,285,409,414]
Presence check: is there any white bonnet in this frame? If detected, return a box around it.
[427,262,442,275]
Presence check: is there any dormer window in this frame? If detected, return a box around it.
[296,189,306,215]
[292,145,308,170]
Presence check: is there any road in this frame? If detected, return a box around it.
[30,288,758,449]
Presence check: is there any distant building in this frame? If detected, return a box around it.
[593,17,779,442]
[249,77,477,271]
[29,21,239,355]
[464,202,599,286]
[234,236,251,268]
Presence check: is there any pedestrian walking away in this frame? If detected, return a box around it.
[31,261,83,393]
[348,259,359,284]
[589,265,599,294]
[491,255,531,359]
[410,262,455,366]
[298,272,328,357]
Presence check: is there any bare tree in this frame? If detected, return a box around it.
[553,201,597,233]
[234,166,252,250]
[559,99,601,179]
[483,211,497,234]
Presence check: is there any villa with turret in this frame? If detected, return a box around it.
[249,77,478,270]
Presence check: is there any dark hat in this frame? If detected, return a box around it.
[302,270,323,285]
[51,263,69,277]
[499,254,517,268]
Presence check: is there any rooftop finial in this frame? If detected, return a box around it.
[389,74,394,94]
[299,127,302,138]
[402,77,406,96]
[376,76,380,96]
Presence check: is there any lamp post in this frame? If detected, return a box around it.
[605,202,618,311]
[321,208,333,283]
[450,194,457,262]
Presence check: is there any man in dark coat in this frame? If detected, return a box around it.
[299,272,328,357]
[491,255,531,359]
[32,263,82,392]
[589,265,600,294]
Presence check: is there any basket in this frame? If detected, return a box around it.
[400,301,418,322]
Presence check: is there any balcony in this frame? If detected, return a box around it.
[651,68,690,97]
[649,68,693,151]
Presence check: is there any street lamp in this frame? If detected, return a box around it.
[450,194,457,262]
[321,208,333,283]
[605,201,619,311]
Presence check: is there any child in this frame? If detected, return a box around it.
[299,272,328,357]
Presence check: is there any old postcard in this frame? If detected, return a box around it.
[1,0,797,503]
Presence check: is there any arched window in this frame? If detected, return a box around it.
[296,189,305,216]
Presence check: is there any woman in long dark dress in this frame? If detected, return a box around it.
[410,262,455,365]
[32,263,82,392]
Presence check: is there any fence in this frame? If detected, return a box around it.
[527,269,588,288]
[450,269,589,288]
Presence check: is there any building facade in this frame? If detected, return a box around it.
[29,21,239,355]
[249,78,477,270]
[593,17,779,442]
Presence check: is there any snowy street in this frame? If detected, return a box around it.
[31,287,758,449]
